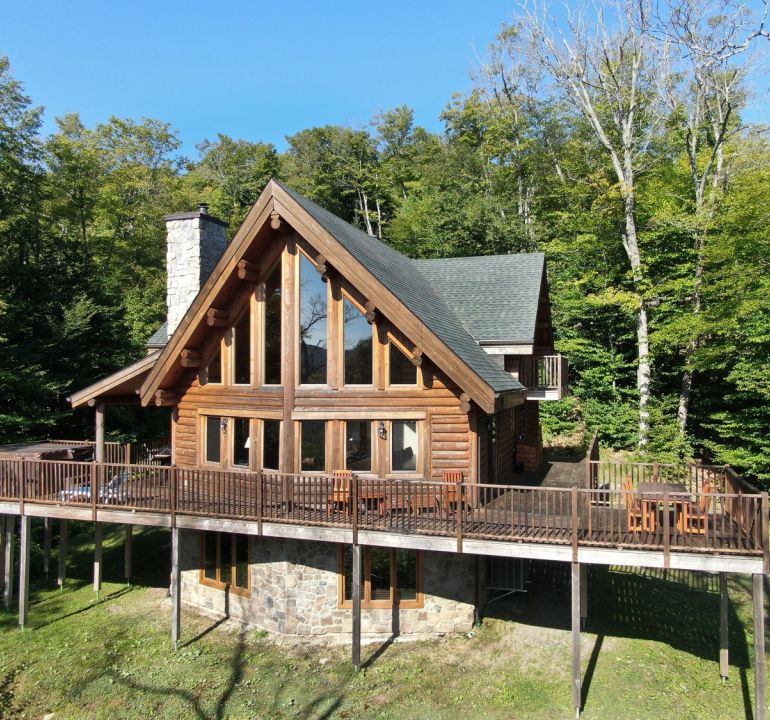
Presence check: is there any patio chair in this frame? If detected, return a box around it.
[681,481,713,535]
[436,470,465,518]
[327,470,353,517]
[622,478,648,532]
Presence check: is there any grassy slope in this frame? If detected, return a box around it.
[0,525,765,719]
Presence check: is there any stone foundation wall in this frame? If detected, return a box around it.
[179,532,478,637]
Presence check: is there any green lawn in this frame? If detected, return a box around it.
[0,524,765,719]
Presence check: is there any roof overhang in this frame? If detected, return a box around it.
[70,351,159,409]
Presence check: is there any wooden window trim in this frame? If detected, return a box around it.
[199,532,251,598]
[200,414,224,467]
[199,334,225,387]
[297,247,331,389]
[337,546,423,609]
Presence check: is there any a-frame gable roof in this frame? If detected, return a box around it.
[140,180,523,411]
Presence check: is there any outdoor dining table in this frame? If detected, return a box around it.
[637,482,689,532]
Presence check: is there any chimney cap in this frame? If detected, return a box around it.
[198,202,209,215]
[164,208,228,227]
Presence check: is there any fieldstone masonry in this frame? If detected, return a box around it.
[179,532,478,638]
[165,208,228,335]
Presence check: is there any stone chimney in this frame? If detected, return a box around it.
[164,203,228,336]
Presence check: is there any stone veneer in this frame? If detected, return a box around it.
[179,531,478,638]
[165,210,228,335]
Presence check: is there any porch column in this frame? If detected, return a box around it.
[352,544,362,670]
[18,516,30,628]
[0,516,6,594]
[124,525,133,583]
[171,527,181,650]
[57,519,68,588]
[580,564,589,629]
[43,518,51,577]
[754,574,766,720]
[719,572,729,681]
[3,516,14,610]
[95,402,106,464]
[93,523,103,597]
[571,561,581,719]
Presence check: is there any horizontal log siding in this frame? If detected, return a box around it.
[430,411,471,481]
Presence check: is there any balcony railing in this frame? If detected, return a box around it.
[0,458,765,565]
[516,354,568,399]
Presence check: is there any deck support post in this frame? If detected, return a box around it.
[171,527,181,650]
[4,516,14,611]
[571,561,581,719]
[753,574,766,720]
[18,516,30,629]
[124,525,133,584]
[43,518,51,577]
[95,403,106,464]
[352,544,362,671]
[57,519,68,588]
[93,522,103,598]
[719,572,729,681]
[0,516,6,594]
[580,564,588,629]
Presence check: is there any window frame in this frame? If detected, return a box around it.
[231,302,253,387]
[297,248,331,387]
[343,420,374,475]
[297,419,328,474]
[199,531,251,597]
[202,415,224,466]
[337,546,423,609]
[388,419,420,477]
[387,333,420,388]
[262,257,283,387]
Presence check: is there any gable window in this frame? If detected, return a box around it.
[205,416,222,464]
[206,347,222,385]
[345,421,372,472]
[392,420,418,472]
[232,417,250,468]
[339,547,422,608]
[264,262,282,385]
[299,254,328,384]
[263,419,280,471]
[389,342,416,385]
[233,308,251,385]
[201,531,250,596]
[300,420,326,472]
[343,298,373,385]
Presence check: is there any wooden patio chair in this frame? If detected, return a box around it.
[680,482,713,535]
[327,470,353,517]
[436,470,465,518]
[623,478,649,533]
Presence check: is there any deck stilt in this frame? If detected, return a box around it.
[719,572,729,681]
[571,561,581,718]
[352,544,362,670]
[171,527,181,650]
[43,518,51,577]
[125,525,133,583]
[4,516,14,610]
[57,519,68,588]
[95,403,106,463]
[93,522,103,597]
[18,516,31,629]
[580,563,588,629]
[754,574,766,720]
[0,516,6,593]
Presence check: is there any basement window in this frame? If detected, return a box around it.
[339,547,422,608]
[201,531,250,596]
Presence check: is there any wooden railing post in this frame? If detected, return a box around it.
[170,465,177,526]
[456,480,463,553]
[125,443,132,466]
[18,460,25,514]
[663,485,670,568]
[256,472,263,536]
[761,492,769,574]
[91,462,98,521]
[571,486,579,562]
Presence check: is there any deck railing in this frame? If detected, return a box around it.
[518,355,568,395]
[46,438,171,465]
[0,458,765,565]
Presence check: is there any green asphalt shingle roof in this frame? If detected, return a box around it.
[276,181,526,394]
[413,254,545,345]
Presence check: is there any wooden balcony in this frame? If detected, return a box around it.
[515,354,568,400]
[0,458,765,573]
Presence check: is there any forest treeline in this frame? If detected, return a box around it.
[1,1,769,484]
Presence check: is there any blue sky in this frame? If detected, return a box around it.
[2,0,515,156]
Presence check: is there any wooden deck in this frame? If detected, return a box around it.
[0,458,765,572]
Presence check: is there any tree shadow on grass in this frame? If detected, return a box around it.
[484,561,757,719]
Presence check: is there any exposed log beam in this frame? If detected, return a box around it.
[155,390,177,407]
[316,254,334,282]
[459,392,471,414]
[237,259,259,282]
[270,210,282,230]
[87,395,139,407]
[180,349,202,368]
[364,301,377,324]
[410,347,423,367]
[206,309,228,327]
